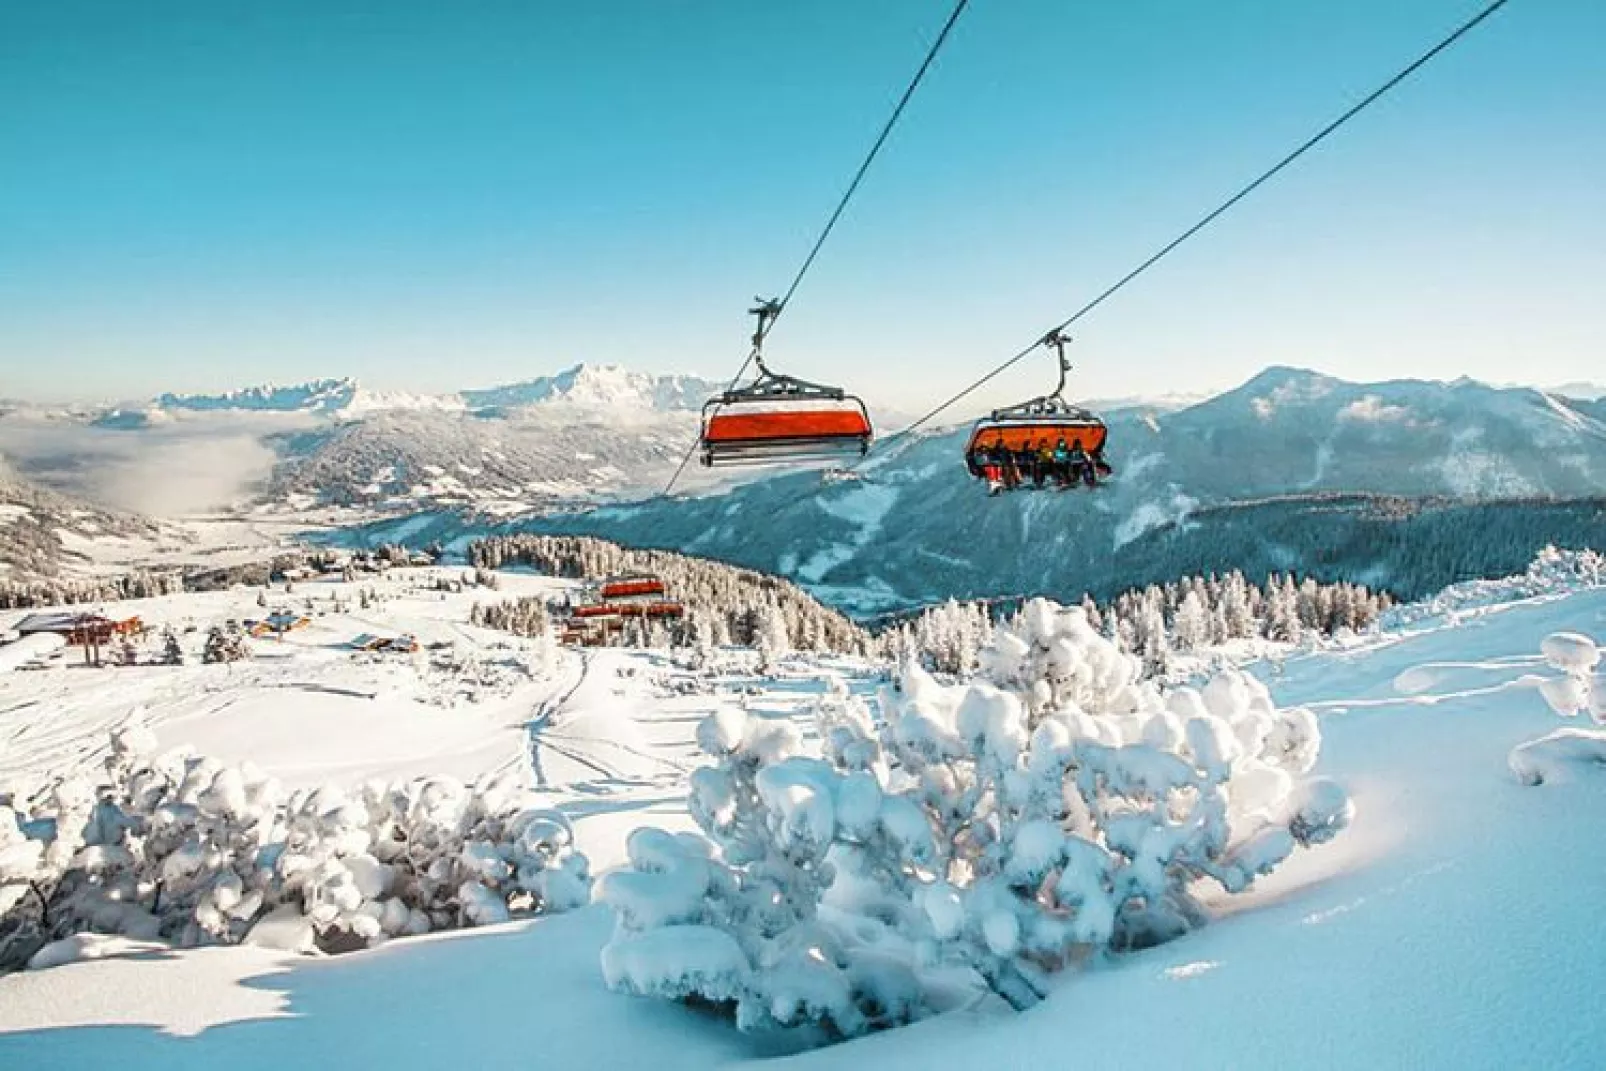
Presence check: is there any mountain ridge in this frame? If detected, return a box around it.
[150,363,726,417]
[349,365,1606,613]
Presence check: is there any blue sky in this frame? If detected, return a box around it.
[1,0,1600,412]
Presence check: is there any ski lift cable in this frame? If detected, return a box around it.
[662,0,973,497]
[853,0,1513,466]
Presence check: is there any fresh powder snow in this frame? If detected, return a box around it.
[4,558,1606,1067]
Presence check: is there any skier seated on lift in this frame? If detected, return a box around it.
[1052,438,1072,486]
[993,440,1021,490]
[1034,440,1055,488]
[977,437,1005,490]
[972,437,1001,491]
[1013,442,1036,487]
[1064,440,1095,487]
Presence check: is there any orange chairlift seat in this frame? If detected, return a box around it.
[699,300,873,468]
[571,599,684,620]
[964,331,1112,488]
[600,575,666,601]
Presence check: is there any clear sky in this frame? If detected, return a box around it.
[1,1,1600,413]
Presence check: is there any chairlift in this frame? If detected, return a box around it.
[698,300,873,468]
[599,575,666,601]
[964,331,1111,490]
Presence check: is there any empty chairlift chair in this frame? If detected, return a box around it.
[600,575,666,601]
[699,300,873,468]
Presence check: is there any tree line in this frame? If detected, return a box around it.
[884,570,1392,674]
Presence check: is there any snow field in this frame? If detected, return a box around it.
[5,565,1606,1067]
[1,567,573,791]
[0,569,608,969]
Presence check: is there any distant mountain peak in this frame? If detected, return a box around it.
[1238,365,1333,391]
[460,363,721,413]
[141,363,725,419]
[157,378,360,413]
[1547,381,1606,402]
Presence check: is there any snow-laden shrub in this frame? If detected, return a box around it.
[0,726,590,971]
[1512,630,1606,785]
[601,599,1351,1036]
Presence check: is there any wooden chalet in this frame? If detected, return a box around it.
[13,612,142,647]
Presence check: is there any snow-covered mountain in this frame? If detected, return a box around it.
[2,365,734,515]
[149,364,724,418]
[261,406,700,513]
[157,378,362,413]
[274,365,1606,521]
[7,364,1606,544]
[254,366,731,510]
[1100,366,1606,500]
[356,367,1606,613]
[460,364,723,414]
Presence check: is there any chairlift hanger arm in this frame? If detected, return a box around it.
[1041,330,1073,399]
[981,333,1089,419]
[714,372,849,405]
[749,297,782,354]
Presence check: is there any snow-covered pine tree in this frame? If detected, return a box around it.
[202,625,249,665]
[1172,589,1210,650]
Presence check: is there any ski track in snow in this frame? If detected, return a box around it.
[6,583,1606,1067]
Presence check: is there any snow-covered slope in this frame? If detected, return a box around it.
[0,568,576,789]
[0,455,161,583]
[259,407,701,513]
[4,567,1606,1067]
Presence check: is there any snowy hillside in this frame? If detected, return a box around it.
[448,368,1606,612]
[3,560,1606,1066]
[259,406,701,513]
[454,486,1606,615]
[0,456,163,584]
